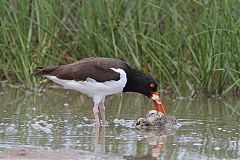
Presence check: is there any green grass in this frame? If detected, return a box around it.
[0,0,240,96]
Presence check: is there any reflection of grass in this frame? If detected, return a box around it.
[0,0,240,96]
[170,96,240,119]
[224,102,240,116]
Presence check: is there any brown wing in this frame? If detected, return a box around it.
[32,57,128,82]
[53,64,120,82]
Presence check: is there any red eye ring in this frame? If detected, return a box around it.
[150,83,155,88]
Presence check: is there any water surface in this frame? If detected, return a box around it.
[0,87,239,159]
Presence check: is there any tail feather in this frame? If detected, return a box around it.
[32,66,58,76]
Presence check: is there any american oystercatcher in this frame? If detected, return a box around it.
[33,57,166,125]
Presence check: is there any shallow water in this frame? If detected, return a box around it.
[0,87,239,159]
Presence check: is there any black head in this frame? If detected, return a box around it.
[123,67,166,115]
[123,69,158,97]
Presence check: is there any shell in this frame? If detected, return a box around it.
[136,110,166,129]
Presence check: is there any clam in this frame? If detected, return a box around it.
[136,110,177,129]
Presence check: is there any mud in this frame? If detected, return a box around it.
[0,147,123,160]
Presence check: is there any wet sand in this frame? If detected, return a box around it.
[0,147,123,160]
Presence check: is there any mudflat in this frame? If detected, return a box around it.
[0,147,123,160]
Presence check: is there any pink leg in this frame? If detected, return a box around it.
[99,98,105,125]
[93,104,100,126]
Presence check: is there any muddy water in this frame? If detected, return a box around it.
[0,87,239,159]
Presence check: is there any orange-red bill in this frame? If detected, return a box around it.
[151,91,166,116]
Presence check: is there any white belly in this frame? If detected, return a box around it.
[45,68,127,98]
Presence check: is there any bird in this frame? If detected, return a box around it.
[32,57,166,125]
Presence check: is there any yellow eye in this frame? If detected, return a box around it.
[150,83,155,88]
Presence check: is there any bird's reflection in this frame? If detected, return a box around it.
[93,125,105,154]
[93,124,178,160]
[123,128,177,160]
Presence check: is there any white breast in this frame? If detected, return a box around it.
[45,68,127,98]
